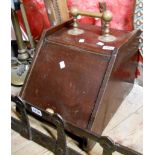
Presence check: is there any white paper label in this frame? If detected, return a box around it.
[95,17,99,20]
[77,15,82,19]
[59,61,65,69]
[97,42,104,46]
[79,39,85,43]
[102,46,115,50]
[31,107,42,116]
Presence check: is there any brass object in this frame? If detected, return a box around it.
[72,9,103,18]
[11,63,29,86]
[98,10,117,42]
[69,6,117,42]
[11,8,30,86]
[11,9,29,61]
[20,0,35,49]
[68,7,84,35]
[68,7,104,35]
[17,49,29,60]
[75,7,117,42]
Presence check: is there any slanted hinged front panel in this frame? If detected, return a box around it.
[21,41,109,128]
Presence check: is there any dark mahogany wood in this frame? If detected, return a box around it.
[20,19,141,150]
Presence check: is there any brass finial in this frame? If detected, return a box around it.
[68,7,84,35]
[98,10,117,42]
[70,7,79,17]
[103,10,113,22]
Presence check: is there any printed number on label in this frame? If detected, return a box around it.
[31,107,42,116]
[102,46,115,50]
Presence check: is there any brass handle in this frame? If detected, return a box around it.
[69,7,117,42]
[98,10,117,42]
[68,7,103,35]
[70,7,103,19]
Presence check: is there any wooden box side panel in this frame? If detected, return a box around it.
[90,30,141,135]
[98,30,141,131]
[84,30,141,150]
